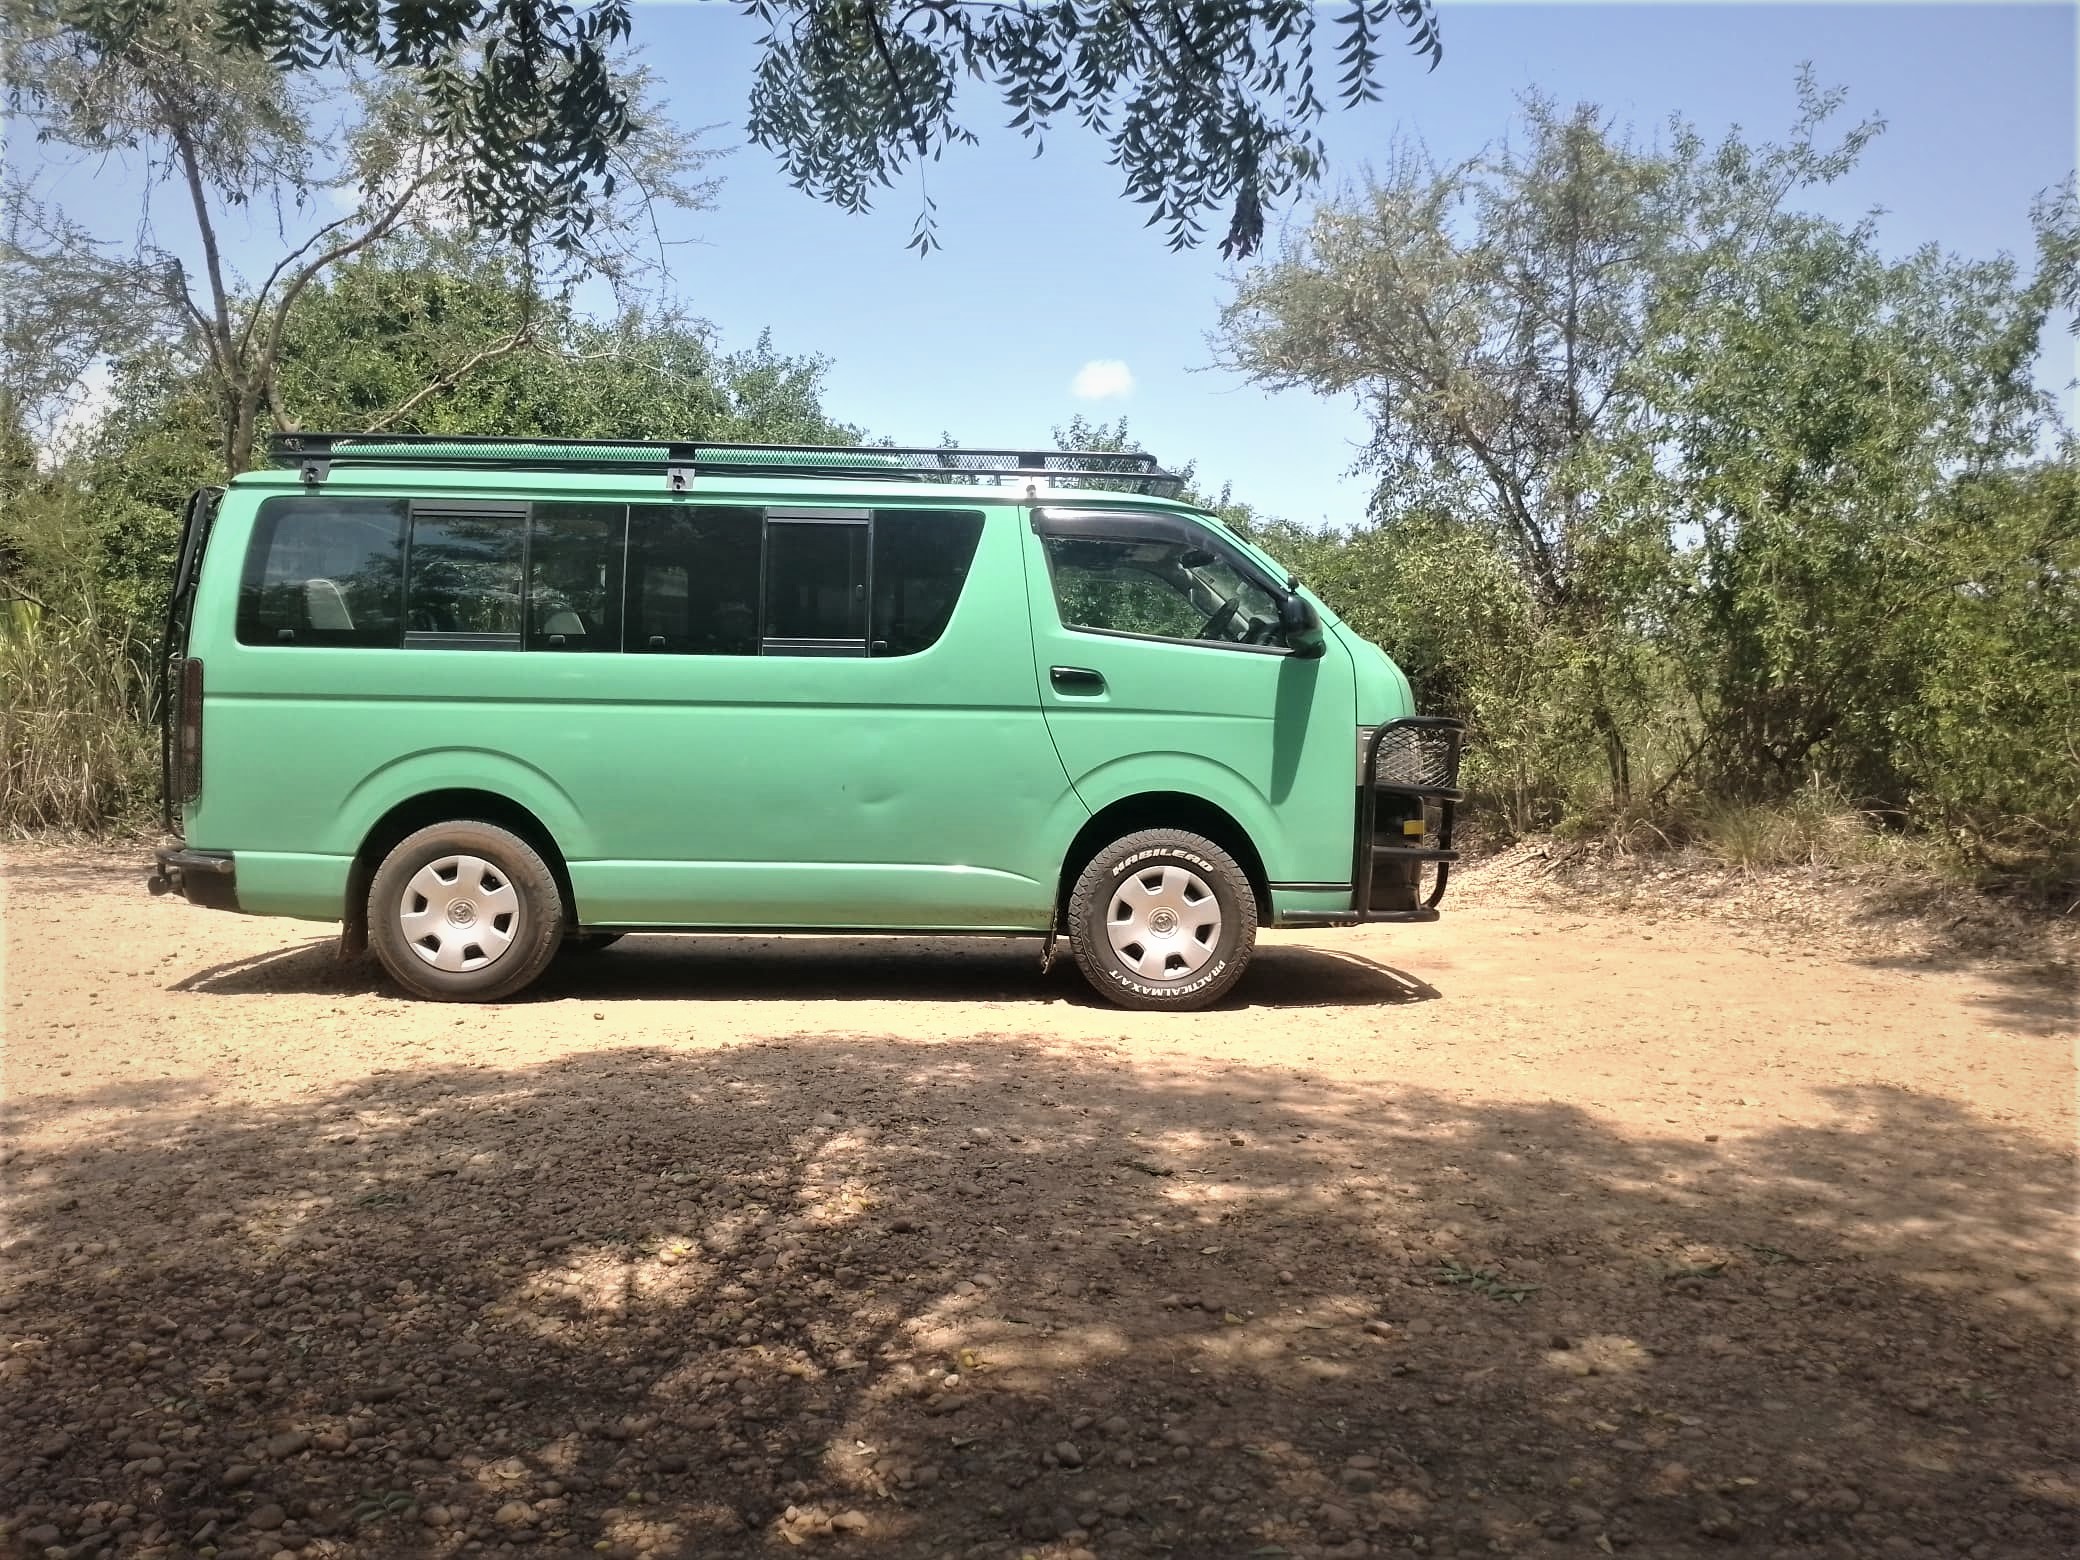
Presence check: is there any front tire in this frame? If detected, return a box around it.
[368,821,563,1002]
[1067,829,1258,1011]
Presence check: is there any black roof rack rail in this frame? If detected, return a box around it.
[265,433,1185,498]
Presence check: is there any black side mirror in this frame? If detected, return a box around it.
[1280,592,1326,658]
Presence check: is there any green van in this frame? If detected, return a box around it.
[149,436,1464,1010]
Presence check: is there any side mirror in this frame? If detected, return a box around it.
[1280,592,1326,658]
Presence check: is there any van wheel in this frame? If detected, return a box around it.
[368,821,563,1002]
[1067,829,1258,1011]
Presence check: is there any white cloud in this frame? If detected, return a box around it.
[1071,359,1135,400]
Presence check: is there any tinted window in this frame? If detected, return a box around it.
[238,496,407,647]
[872,510,982,656]
[1044,533,1284,646]
[625,505,760,655]
[766,521,868,647]
[529,503,624,652]
[406,507,524,646]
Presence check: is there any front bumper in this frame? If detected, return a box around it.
[1282,716,1467,927]
[148,846,239,911]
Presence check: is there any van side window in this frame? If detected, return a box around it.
[765,518,868,654]
[404,506,526,648]
[237,496,407,647]
[625,506,760,655]
[528,503,625,652]
[873,510,983,656]
[238,499,991,657]
[1042,531,1284,648]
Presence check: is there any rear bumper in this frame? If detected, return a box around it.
[148,846,239,912]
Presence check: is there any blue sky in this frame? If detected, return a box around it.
[638,1,2079,523]
[20,2,2079,523]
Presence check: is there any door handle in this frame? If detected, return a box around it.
[1050,665,1106,694]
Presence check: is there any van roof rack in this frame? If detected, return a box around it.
[266,432,1185,498]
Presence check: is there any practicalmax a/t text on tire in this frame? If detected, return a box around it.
[368,821,563,1002]
[1067,828,1258,1011]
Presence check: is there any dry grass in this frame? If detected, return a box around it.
[1690,790,1912,873]
[1461,826,2077,976]
[0,599,158,834]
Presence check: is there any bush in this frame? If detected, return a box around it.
[0,594,158,834]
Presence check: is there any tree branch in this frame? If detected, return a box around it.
[164,114,236,372]
[161,258,229,379]
[363,320,538,433]
[268,179,426,349]
[863,2,927,154]
[236,204,375,362]
[0,581,54,614]
[264,371,298,434]
[247,178,427,429]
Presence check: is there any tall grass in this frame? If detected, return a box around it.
[0,596,159,834]
[1692,790,1906,874]
[1544,782,1949,889]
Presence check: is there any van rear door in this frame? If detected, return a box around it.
[158,486,221,830]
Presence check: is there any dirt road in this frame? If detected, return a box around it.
[2,847,2074,1560]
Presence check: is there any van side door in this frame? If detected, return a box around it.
[572,500,1078,929]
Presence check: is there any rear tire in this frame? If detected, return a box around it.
[1067,828,1257,1011]
[368,821,563,1002]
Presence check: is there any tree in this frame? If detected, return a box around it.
[3,0,714,471]
[22,241,861,643]
[1215,77,1886,801]
[1645,188,2079,810]
[1890,461,2079,871]
[271,241,863,447]
[742,0,1440,255]
[56,0,640,250]
[1215,76,2080,868]
[84,1,1446,260]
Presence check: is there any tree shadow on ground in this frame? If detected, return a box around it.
[1848,952,2075,1040]
[2,1042,2073,1560]
[167,937,1442,1011]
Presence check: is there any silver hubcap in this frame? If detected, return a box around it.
[1107,863,1222,979]
[399,854,520,972]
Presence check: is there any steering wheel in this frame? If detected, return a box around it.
[1198,597,1243,641]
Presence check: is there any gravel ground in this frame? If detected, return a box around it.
[2,845,2075,1560]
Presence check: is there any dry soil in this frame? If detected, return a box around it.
[1,846,2075,1560]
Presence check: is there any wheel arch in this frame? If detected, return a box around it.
[343,789,576,956]
[1056,792,1272,926]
